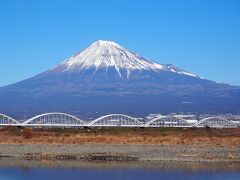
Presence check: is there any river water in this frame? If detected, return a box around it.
[0,160,239,180]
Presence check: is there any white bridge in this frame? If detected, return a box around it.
[0,113,239,128]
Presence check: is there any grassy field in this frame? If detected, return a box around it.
[0,126,239,146]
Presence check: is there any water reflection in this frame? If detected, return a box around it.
[0,159,239,180]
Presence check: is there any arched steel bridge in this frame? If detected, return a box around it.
[0,113,239,128]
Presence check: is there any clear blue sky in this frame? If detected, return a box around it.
[0,0,240,86]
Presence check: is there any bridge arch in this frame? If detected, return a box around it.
[22,112,86,127]
[88,114,142,127]
[0,113,20,125]
[195,117,237,128]
[145,116,192,127]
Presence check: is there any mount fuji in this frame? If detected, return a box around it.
[54,40,197,78]
[0,40,240,118]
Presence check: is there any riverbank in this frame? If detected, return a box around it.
[0,127,239,163]
[0,144,239,162]
[0,127,239,146]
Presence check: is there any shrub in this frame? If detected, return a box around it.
[2,126,21,133]
[22,128,33,139]
[205,125,210,130]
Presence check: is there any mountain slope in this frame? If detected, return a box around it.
[51,40,198,78]
[0,40,239,118]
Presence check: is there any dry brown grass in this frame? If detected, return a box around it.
[22,128,33,139]
[0,127,239,146]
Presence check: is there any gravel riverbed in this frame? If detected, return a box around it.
[0,144,239,162]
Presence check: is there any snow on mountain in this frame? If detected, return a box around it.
[163,64,198,78]
[1,40,239,118]
[53,40,198,78]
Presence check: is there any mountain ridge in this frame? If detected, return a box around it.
[0,40,239,118]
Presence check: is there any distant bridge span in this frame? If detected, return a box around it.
[88,114,143,127]
[0,113,20,126]
[145,116,193,127]
[0,112,239,128]
[194,117,237,128]
[22,112,87,127]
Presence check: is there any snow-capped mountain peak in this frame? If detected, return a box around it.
[62,40,164,73]
[2,40,236,118]
[54,40,198,78]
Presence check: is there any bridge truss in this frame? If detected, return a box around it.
[0,112,239,128]
[195,117,237,128]
[145,116,193,127]
[88,114,142,127]
[22,113,87,127]
[0,113,20,126]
